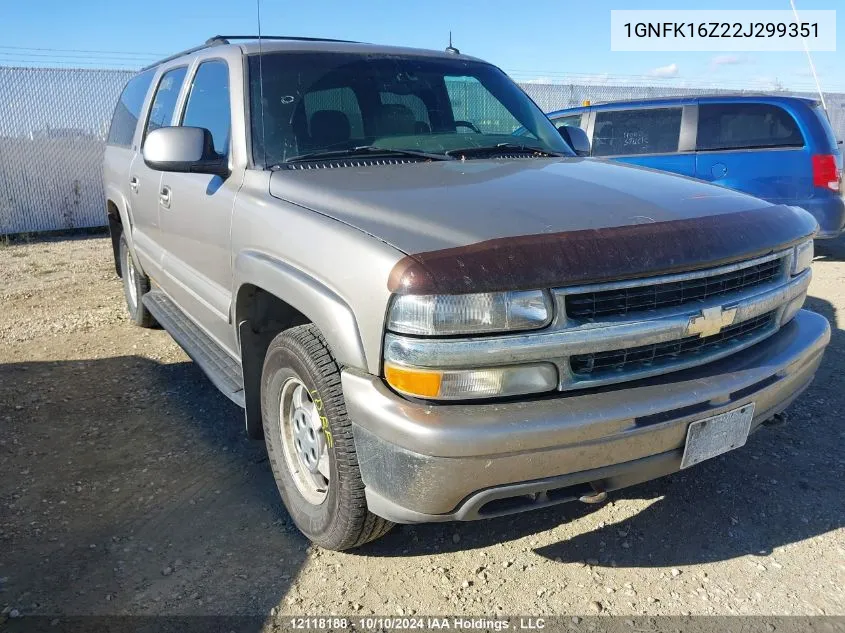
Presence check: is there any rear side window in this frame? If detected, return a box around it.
[107,69,155,148]
[181,60,231,156]
[592,108,682,156]
[697,103,804,151]
[143,66,188,144]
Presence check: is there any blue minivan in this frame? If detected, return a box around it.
[547,95,845,238]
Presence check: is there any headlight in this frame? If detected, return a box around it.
[384,362,558,400]
[387,290,552,336]
[384,290,556,399]
[781,239,813,326]
[791,240,814,276]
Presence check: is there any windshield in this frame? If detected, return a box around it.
[247,52,573,166]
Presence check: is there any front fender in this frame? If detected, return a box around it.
[233,249,368,370]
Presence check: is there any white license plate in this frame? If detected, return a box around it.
[680,403,755,469]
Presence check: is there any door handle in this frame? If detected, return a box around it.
[129,176,139,193]
[160,185,172,209]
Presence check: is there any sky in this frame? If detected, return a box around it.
[0,0,843,92]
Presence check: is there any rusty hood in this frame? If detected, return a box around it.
[269,158,818,293]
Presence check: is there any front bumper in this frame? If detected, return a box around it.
[343,309,830,524]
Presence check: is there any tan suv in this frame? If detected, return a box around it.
[103,35,829,550]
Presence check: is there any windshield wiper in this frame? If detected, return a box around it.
[445,143,566,158]
[278,145,454,165]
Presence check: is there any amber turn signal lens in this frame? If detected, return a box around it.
[384,364,442,398]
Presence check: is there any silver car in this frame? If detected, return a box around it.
[103,35,829,550]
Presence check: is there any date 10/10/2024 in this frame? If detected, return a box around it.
[288,617,549,630]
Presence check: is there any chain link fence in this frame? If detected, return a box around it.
[0,67,133,235]
[0,65,843,235]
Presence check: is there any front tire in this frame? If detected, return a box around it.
[119,233,156,328]
[261,324,393,550]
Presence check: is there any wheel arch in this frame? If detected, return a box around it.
[233,250,368,439]
[104,185,137,278]
[105,194,131,278]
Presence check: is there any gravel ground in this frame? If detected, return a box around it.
[0,234,843,625]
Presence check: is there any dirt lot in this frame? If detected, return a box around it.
[1,235,843,623]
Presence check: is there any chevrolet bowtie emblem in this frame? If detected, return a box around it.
[687,305,737,338]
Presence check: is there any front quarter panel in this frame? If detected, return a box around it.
[231,170,405,374]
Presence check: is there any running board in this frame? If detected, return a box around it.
[142,291,245,408]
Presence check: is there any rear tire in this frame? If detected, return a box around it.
[119,233,156,328]
[261,324,393,550]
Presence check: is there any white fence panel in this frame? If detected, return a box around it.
[0,67,133,234]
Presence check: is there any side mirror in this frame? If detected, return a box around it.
[143,127,229,177]
[558,125,591,157]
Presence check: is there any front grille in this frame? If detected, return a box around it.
[566,257,783,320]
[570,311,776,377]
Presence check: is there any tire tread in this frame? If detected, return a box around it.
[262,324,393,550]
[119,234,156,328]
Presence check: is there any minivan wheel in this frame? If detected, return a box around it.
[261,324,394,550]
[119,233,156,327]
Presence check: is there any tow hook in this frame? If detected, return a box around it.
[763,412,788,427]
[579,488,608,504]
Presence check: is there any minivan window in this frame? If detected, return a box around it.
[697,103,804,151]
[143,66,188,144]
[107,69,155,148]
[592,108,682,157]
[247,52,571,166]
[551,114,582,130]
[181,60,231,156]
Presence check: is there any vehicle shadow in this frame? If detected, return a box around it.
[0,353,305,620]
[363,295,844,567]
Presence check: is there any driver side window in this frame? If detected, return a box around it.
[143,66,188,145]
[180,60,231,157]
[444,76,523,135]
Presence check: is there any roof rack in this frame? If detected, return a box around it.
[207,35,360,44]
[140,34,360,71]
